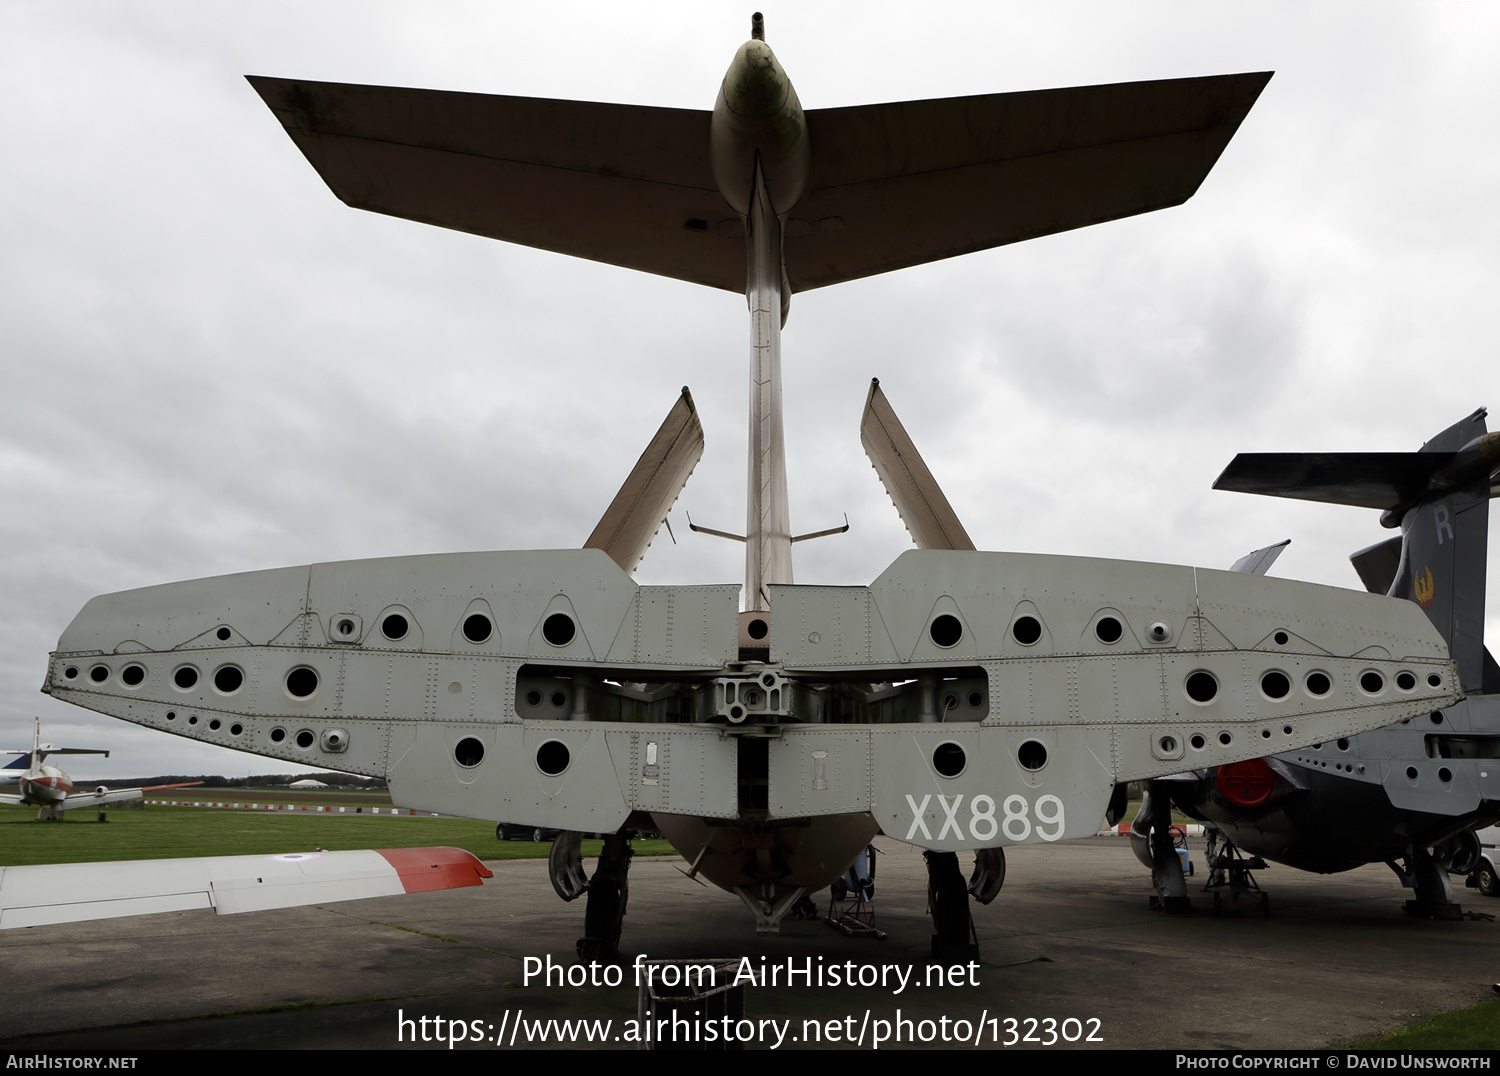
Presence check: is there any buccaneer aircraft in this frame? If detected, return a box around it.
[27,16,1461,959]
[1131,408,1500,918]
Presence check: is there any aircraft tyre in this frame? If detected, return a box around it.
[532,828,546,842]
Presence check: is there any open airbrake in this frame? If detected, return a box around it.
[44,16,1460,957]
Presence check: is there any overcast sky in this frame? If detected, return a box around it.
[3,2,1497,779]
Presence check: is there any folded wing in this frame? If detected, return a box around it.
[860,378,974,551]
[0,847,491,929]
[584,387,704,573]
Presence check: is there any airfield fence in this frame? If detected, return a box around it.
[146,800,435,815]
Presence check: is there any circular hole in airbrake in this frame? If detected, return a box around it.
[1017,740,1047,770]
[932,742,966,777]
[455,738,485,768]
[929,614,962,648]
[382,614,409,640]
[536,740,571,776]
[463,614,492,644]
[286,668,318,698]
[1260,671,1290,699]
[542,613,576,647]
[1185,672,1218,703]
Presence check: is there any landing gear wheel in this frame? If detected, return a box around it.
[532,828,545,842]
[1478,864,1499,898]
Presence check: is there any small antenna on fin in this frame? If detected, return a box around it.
[751,12,764,40]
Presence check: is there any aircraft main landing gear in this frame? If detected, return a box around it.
[925,850,978,963]
[576,829,634,962]
[1131,781,1191,914]
[1391,847,1465,921]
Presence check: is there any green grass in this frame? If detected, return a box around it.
[1349,999,1500,1050]
[0,804,676,866]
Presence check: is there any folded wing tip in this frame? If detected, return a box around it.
[376,846,495,891]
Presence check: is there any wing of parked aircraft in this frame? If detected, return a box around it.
[0,780,203,813]
[0,847,492,929]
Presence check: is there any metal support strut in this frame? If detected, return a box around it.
[1390,847,1465,921]
[577,829,634,961]
[1131,781,1191,914]
[925,850,978,962]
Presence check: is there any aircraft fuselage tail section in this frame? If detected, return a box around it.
[1390,487,1490,693]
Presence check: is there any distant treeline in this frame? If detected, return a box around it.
[90,773,387,791]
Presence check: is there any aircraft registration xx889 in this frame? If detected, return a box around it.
[41,15,1460,959]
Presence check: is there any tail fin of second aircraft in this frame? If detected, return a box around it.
[1215,408,1498,692]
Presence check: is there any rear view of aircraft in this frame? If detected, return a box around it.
[1132,409,1500,917]
[0,719,199,821]
[39,16,1462,959]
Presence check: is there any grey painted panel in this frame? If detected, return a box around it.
[609,727,739,819]
[767,586,878,666]
[868,725,1115,851]
[57,565,310,654]
[767,728,874,816]
[865,550,1201,664]
[609,585,740,666]
[388,722,631,833]
[1382,759,1482,816]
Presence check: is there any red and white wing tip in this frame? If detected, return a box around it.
[0,846,493,929]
